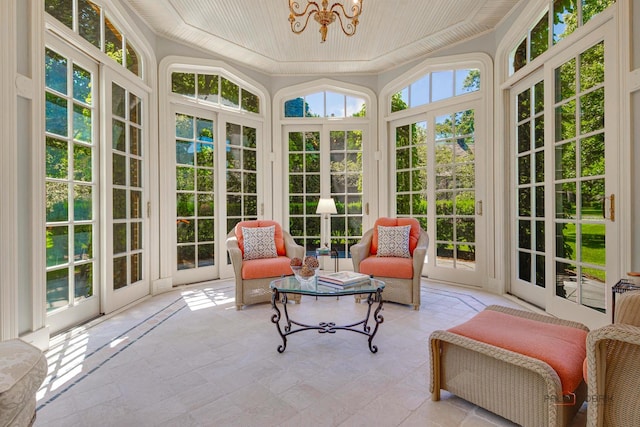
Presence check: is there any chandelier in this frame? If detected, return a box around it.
[288,0,364,43]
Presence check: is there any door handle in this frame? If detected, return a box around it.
[602,194,615,221]
[476,200,483,216]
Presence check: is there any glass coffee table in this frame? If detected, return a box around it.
[270,276,385,354]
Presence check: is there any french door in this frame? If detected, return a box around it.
[171,105,218,284]
[284,125,367,270]
[169,106,262,284]
[45,40,151,332]
[509,28,618,329]
[45,39,101,333]
[390,101,486,287]
[102,68,150,314]
[510,72,547,308]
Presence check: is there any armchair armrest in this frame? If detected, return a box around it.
[351,228,374,272]
[412,230,428,279]
[586,323,640,426]
[283,231,304,259]
[225,231,243,279]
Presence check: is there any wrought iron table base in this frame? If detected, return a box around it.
[270,288,384,353]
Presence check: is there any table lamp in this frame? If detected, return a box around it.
[316,197,337,252]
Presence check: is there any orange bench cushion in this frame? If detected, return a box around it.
[359,256,413,279]
[448,310,587,394]
[241,256,293,280]
[371,217,421,256]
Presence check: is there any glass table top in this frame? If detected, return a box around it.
[270,275,384,296]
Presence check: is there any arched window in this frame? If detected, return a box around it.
[389,68,480,113]
[383,56,490,288]
[283,91,366,118]
[171,72,260,114]
[276,83,374,268]
[45,0,142,77]
[161,59,269,285]
[509,0,616,75]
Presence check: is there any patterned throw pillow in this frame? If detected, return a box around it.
[376,225,411,258]
[242,226,278,260]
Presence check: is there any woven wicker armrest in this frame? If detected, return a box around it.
[586,324,640,427]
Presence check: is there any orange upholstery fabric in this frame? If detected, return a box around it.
[370,217,421,255]
[359,256,413,279]
[241,256,292,280]
[448,310,587,394]
[234,220,286,256]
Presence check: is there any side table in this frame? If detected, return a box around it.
[611,278,640,322]
[315,248,339,272]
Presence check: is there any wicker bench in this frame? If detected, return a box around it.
[430,305,589,427]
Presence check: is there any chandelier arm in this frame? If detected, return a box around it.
[290,9,317,34]
[332,10,358,36]
[328,1,363,20]
[289,1,320,18]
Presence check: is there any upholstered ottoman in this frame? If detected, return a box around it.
[430,305,589,427]
[0,339,47,427]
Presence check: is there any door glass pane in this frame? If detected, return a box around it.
[175,113,216,271]
[515,81,546,289]
[434,110,476,270]
[226,122,258,232]
[111,83,144,289]
[45,47,96,312]
[330,130,363,258]
[395,121,428,231]
[288,131,321,253]
[554,42,606,313]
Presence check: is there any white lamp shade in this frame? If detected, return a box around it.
[316,198,337,214]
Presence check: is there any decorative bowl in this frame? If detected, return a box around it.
[291,265,318,290]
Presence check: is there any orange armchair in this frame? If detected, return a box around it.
[351,217,428,310]
[226,220,304,310]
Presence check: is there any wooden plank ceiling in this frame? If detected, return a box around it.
[125,0,522,75]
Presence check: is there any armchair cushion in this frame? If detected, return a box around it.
[360,256,413,279]
[241,225,277,260]
[376,224,411,258]
[371,217,421,256]
[241,256,293,280]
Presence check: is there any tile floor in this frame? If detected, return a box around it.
[34,279,587,426]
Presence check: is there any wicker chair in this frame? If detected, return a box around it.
[586,290,640,427]
[226,220,304,310]
[351,217,428,310]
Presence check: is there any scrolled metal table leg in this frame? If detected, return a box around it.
[367,289,384,353]
[271,289,287,353]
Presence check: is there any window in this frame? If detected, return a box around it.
[284,91,366,118]
[391,69,480,113]
[171,72,260,114]
[509,0,615,74]
[45,0,141,77]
